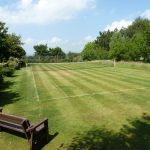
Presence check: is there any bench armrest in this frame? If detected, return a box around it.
[26,118,48,132]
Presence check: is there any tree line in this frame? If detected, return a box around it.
[28,44,82,63]
[82,17,150,62]
[30,17,150,63]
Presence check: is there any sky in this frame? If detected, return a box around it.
[0,0,150,55]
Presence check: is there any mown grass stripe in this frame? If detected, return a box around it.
[31,66,40,101]
[81,67,150,88]
[40,87,147,102]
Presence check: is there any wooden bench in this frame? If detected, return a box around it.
[0,108,49,150]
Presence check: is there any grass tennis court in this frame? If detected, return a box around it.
[0,61,150,150]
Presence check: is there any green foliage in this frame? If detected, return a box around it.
[7,57,20,69]
[0,66,3,83]
[34,44,48,56]
[6,34,26,58]
[0,21,26,61]
[109,32,128,61]
[82,42,97,60]
[1,57,20,77]
[32,44,66,63]
[67,52,82,62]
[49,47,66,58]
[95,30,114,51]
[0,22,8,61]
[2,67,15,77]
[81,17,150,62]
[109,17,150,62]
[82,42,110,61]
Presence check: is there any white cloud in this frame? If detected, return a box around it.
[20,0,33,8]
[84,35,95,43]
[141,9,150,19]
[0,0,96,24]
[24,37,35,45]
[104,19,132,31]
[49,37,69,46]
[50,37,62,44]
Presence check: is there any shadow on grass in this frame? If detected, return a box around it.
[0,80,20,107]
[67,114,150,150]
[33,132,59,150]
[0,128,59,150]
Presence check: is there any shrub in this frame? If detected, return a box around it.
[18,59,26,68]
[2,67,15,77]
[0,67,3,83]
[7,57,19,69]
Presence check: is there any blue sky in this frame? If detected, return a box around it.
[0,0,150,55]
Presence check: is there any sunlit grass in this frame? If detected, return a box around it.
[0,61,150,150]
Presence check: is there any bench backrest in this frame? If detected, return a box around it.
[0,113,26,124]
[0,111,30,139]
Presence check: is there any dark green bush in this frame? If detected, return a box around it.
[7,57,19,70]
[2,67,15,77]
[18,59,26,68]
[0,67,3,83]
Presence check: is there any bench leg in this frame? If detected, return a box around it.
[0,127,2,132]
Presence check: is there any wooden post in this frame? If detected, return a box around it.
[113,58,116,67]
[45,119,49,143]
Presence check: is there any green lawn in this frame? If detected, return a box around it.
[0,61,150,150]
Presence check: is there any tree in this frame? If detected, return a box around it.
[0,22,25,61]
[109,32,128,61]
[109,17,150,62]
[33,44,49,62]
[34,44,48,56]
[82,42,97,60]
[95,30,114,51]
[49,47,66,59]
[0,22,8,61]
[5,34,26,59]
[126,17,150,38]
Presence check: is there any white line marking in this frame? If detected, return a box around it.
[43,87,146,102]
[31,66,40,101]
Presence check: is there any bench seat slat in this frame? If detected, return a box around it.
[0,123,24,133]
[0,114,26,124]
[0,120,23,129]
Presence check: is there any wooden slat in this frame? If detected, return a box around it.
[0,114,26,124]
[0,121,24,133]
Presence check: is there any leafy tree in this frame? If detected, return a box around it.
[49,47,66,58]
[34,44,48,56]
[5,34,26,59]
[0,22,8,61]
[0,22,25,61]
[95,48,109,60]
[126,17,150,38]
[95,30,114,51]
[109,32,128,61]
[82,42,97,60]
[109,17,150,62]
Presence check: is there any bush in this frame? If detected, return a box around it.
[2,67,15,77]
[7,57,19,69]
[0,67,3,83]
[18,59,26,68]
